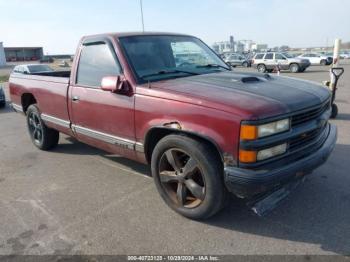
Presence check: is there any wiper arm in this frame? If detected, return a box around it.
[140,69,199,79]
[196,64,231,71]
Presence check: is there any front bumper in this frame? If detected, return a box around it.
[224,123,337,198]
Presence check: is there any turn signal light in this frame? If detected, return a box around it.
[240,125,257,140]
[239,149,257,163]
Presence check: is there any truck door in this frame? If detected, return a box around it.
[69,40,136,157]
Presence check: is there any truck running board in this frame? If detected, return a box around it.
[247,178,305,216]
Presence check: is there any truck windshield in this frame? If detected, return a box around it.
[119,35,230,83]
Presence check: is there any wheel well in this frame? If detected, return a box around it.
[289,62,298,67]
[144,127,223,164]
[21,93,37,113]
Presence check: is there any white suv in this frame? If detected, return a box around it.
[298,53,333,65]
[252,52,311,73]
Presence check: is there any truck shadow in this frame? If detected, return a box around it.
[53,137,350,255]
[204,143,350,255]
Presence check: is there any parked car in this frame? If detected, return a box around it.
[9,32,336,219]
[253,52,311,73]
[340,52,350,59]
[224,53,250,67]
[13,64,54,74]
[298,53,333,65]
[0,86,5,108]
[39,56,54,63]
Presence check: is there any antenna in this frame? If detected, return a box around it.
[140,0,145,32]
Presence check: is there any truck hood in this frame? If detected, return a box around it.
[147,71,330,119]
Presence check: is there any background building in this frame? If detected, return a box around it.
[212,36,266,54]
[251,43,268,52]
[235,42,245,53]
[0,42,6,67]
[4,47,43,62]
[212,41,233,54]
[239,40,253,52]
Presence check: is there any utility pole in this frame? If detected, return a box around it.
[140,0,145,32]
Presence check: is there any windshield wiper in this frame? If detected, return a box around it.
[140,69,199,79]
[196,64,231,71]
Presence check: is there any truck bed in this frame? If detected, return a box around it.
[9,71,71,133]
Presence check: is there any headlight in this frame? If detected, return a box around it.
[239,143,287,163]
[258,119,290,138]
[240,118,290,140]
[257,143,287,161]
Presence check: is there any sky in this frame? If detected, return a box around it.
[0,0,349,54]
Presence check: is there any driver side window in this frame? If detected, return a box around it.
[76,43,121,88]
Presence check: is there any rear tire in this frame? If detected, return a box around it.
[151,134,227,220]
[257,64,267,73]
[320,60,327,66]
[290,63,299,73]
[26,104,59,150]
[242,61,248,67]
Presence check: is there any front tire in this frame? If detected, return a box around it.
[26,104,59,150]
[320,60,327,66]
[151,135,227,220]
[242,61,248,67]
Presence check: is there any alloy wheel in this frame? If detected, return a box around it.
[158,148,206,208]
[28,112,43,144]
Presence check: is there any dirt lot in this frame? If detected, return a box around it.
[0,65,349,256]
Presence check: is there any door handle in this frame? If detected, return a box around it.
[72,96,80,102]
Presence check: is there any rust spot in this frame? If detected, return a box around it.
[163,122,182,130]
[223,153,236,166]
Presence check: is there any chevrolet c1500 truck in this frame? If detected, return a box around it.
[9,32,337,219]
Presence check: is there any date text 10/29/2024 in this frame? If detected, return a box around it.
[127,255,220,261]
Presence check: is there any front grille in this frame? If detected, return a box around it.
[291,101,329,127]
[289,127,324,151]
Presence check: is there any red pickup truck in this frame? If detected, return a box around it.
[9,32,337,219]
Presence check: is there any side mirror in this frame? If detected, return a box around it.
[101,75,130,94]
